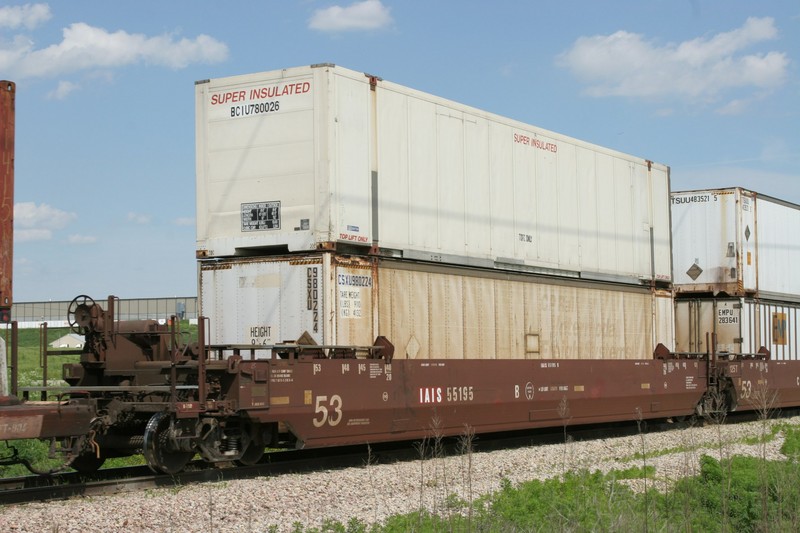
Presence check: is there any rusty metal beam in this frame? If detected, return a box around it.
[0,81,14,321]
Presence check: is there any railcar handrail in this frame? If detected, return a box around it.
[205,342,388,361]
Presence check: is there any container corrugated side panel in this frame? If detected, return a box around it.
[375,78,670,283]
[743,299,798,360]
[758,300,799,360]
[755,195,800,299]
[377,260,669,360]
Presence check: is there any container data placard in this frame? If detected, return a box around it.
[241,201,280,231]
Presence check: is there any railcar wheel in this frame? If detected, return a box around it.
[143,412,193,475]
[235,440,265,466]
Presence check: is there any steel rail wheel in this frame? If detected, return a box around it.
[143,412,193,475]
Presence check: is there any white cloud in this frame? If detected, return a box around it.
[499,63,516,77]
[67,234,97,244]
[127,212,151,224]
[46,80,78,100]
[15,228,52,242]
[716,98,749,115]
[0,21,229,80]
[309,0,392,32]
[557,17,788,107]
[14,201,76,229]
[14,202,76,242]
[174,217,195,227]
[759,137,795,165]
[0,3,51,30]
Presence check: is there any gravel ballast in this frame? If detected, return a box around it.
[1,417,795,532]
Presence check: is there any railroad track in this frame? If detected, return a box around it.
[0,410,779,507]
[0,445,384,506]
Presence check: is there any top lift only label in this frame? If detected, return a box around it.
[207,78,313,120]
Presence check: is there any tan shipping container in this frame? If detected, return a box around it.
[199,254,674,360]
[379,261,672,360]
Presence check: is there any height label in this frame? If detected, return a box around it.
[247,325,273,345]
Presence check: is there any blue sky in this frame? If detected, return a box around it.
[3,1,798,302]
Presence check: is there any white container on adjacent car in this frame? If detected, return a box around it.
[675,297,799,360]
[196,64,671,286]
[672,187,800,300]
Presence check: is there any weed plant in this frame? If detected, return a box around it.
[268,445,800,533]
[268,417,800,533]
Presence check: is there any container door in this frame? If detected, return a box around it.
[333,259,376,347]
[738,191,757,292]
[713,299,742,354]
[675,298,742,354]
[674,300,692,353]
[675,299,714,354]
[199,256,328,349]
[653,290,675,352]
[333,72,373,246]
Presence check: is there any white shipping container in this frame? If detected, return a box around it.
[675,298,799,360]
[196,64,671,285]
[199,254,675,360]
[199,254,375,350]
[672,187,800,300]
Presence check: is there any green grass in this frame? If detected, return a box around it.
[610,464,656,480]
[664,454,800,531]
[3,325,80,390]
[621,421,786,463]
[741,425,781,445]
[261,450,800,533]
[780,425,800,458]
